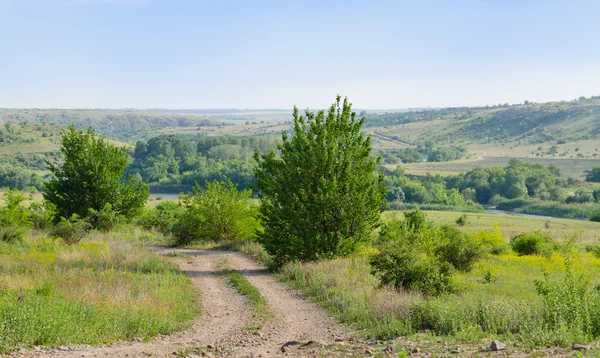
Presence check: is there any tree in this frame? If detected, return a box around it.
[44,125,149,227]
[585,166,600,183]
[254,96,386,266]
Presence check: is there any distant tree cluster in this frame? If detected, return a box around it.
[382,143,466,164]
[128,134,276,191]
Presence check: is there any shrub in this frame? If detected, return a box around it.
[534,258,600,338]
[138,201,183,234]
[455,214,468,226]
[370,241,455,296]
[28,201,55,230]
[0,189,32,243]
[469,223,506,254]
[590,212,600,222]
[172,180,259,246]
[434,225,485,272]
[511,231,555,257]
[88,203,123,232]
[51,215,91,245]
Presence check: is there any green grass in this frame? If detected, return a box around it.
[0,226,200,353]
[400,156,599,179]
[384,210,600,245]
[225,270,268,313]
[279,250,600,349]
[219,259,271,331]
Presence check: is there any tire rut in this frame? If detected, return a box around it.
[18,250,250,358]
[14,249,356,358]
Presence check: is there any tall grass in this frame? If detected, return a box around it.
[0,226,199,353]
[278,251,600,347]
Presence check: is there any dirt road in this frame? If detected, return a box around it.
[16,249,355,358]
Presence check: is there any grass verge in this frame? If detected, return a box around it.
[0,226,200,353]
[219,259,271,331]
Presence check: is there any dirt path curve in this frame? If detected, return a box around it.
[224,251,351,357]
[17,249,353,358]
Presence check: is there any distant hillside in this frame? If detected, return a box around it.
[0,109,221,141]
[366,96,600,146]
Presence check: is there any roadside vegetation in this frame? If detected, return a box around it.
[5,95,600,354]
[0,126,199,354]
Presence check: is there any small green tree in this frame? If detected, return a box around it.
[44,125,149,227]
[254,96,387,266]
[585,166,600,182]
[172,179,259,245]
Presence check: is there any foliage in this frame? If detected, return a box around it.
[128,134,275,191]
[254,96,386,266]
[585,166,600,182]
[534,258,600,340]
[51,214,92,245]
[0,189,32,243]
[370,242,455,296]
[0,164,44,191]
[382,145,466,164]
[370,210,485,295]
[28,201,55,230]
[0,226,199,353]
[468,223,506,254]
[44,125,149,227]
[434,225,485,272]
[138,201,184,234]
[456,213,468,226]
[446,159,561,205]
[590,212,600,222]
[87,203,123,232]
[511,231,555,257]
[385,168,467,206]
[172,179,259,246]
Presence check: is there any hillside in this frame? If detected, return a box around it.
[367,96,600,147]
[0,109,221,141]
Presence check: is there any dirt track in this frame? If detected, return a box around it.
[15,249,355,358]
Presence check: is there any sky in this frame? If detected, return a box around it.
[0,0,599,109]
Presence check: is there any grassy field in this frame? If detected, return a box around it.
[217,209,600,351]
[0,226,199,353]
[385,210,600,245]
[399,155,600,178]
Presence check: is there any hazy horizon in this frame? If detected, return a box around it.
[1,0,599,109]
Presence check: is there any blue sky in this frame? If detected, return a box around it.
[0,0,598,109]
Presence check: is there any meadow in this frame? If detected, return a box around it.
[0,226,199,353]
[398,210,600,245]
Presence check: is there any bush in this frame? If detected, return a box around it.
[28,201,55,230]
[88,203,123,232]
[511,231,555,257]
[434,225,484,272]
[51,215,91,245]
[590,212,600,222]
[0,189,32,243]
[469,223,506,254]
[370,242,455,296]
[138,201,183,234]
[172,180,259,246]
[455,214,468,226]
[534,258,600,339]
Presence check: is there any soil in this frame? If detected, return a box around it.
[11,249,360,358]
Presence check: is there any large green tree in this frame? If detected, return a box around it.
[254,96,387,266]
[44,125,149,226]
